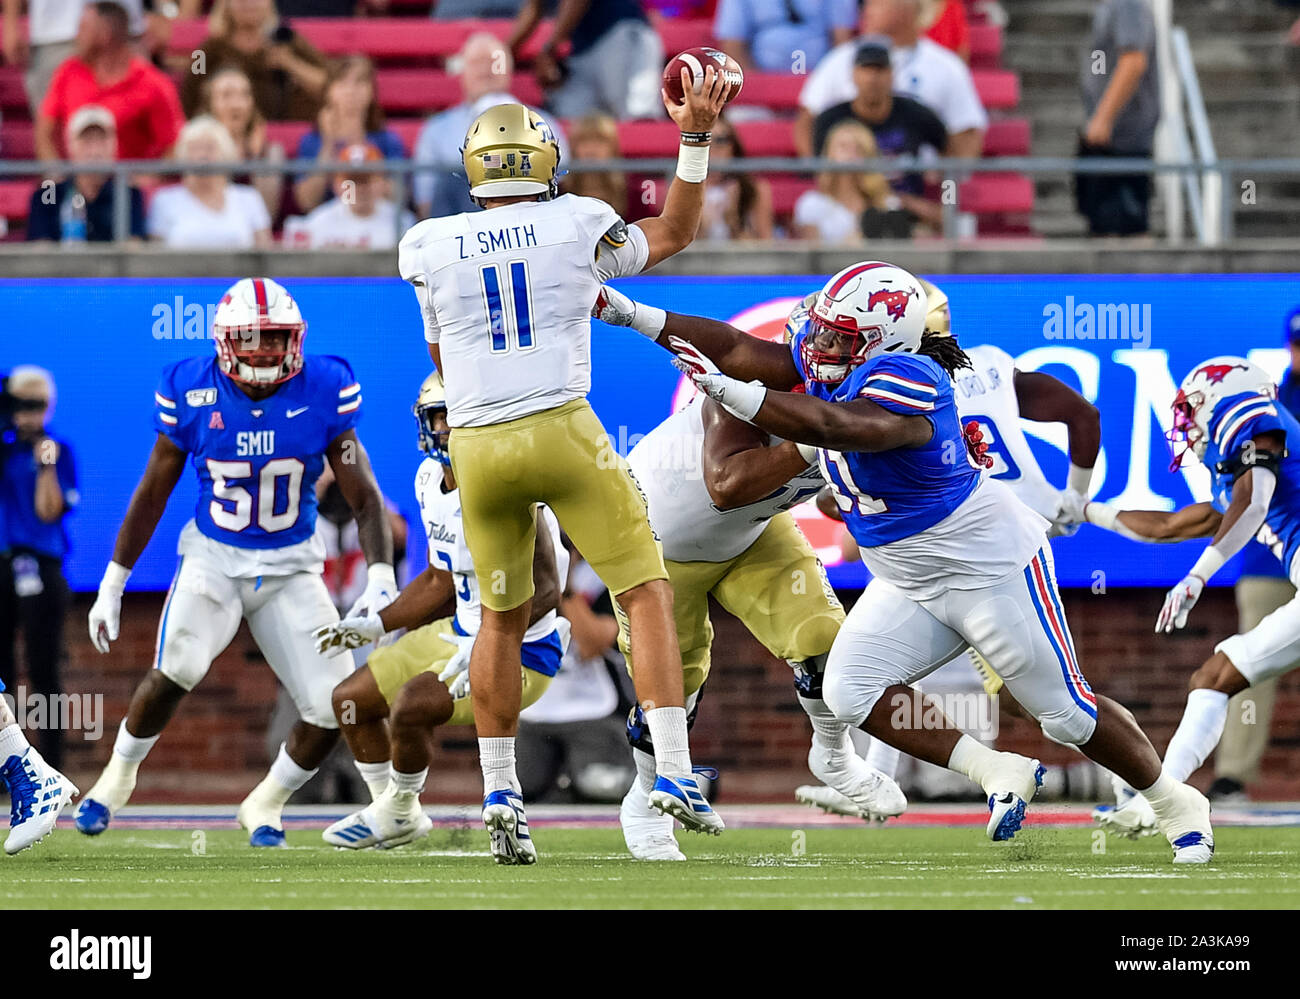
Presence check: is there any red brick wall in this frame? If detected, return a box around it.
[36,588,1300,801]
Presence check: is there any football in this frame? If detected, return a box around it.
[662,46,744,106]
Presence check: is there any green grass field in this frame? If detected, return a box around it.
[6,825,1300,909]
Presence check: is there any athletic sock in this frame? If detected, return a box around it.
[644,706,691,778]
[478,737,519,795]
[0,723,31,763]
[354,760,393,802]
[947,733,1002,787]
[391,767,427,801]
[1162,689,1230,783]
[798,694,851,760]
[112,719,159,764]
[632,747,657,794]
[864,737,902,781]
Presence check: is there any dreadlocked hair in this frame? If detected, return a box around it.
[916,331,972,376]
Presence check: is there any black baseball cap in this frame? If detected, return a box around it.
[854,36,892,68]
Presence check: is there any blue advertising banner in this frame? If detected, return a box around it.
[2,273,1297,592]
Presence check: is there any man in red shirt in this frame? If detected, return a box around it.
[35,2,184,162]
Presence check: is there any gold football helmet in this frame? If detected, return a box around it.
[918,278,951,337]
[461,103,561,203]
[415,370,451,464]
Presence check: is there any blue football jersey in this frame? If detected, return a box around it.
[791,329,982,547]
[154,355,362,550]
[1203,389,1300,576]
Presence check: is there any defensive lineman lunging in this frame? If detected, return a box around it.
[77,278,396,847]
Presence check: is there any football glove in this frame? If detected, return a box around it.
[1156,573,1205,634]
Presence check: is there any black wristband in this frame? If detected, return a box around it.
[679,130,712,146]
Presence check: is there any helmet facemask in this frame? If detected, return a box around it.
[415,399,452,466]
[1166,388,1206,471]
[801,312,883,386]
[215,324,306,387]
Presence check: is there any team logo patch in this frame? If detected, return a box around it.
[867,289,913,321]
[186,388,217,407]
[1197,363,1248,385]
[209,411,224,430]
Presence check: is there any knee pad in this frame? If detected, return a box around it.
[1038,705,1097,748]
[296,677,341,730]
[788,653,830,699]
[625,688,704,752]
[156,630,211,692]
[820,664,887,729]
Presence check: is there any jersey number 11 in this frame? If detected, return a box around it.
[479,261,535,353]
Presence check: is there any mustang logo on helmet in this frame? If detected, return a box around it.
[1196,362,1249,385]
[801,262,927,385]
[867,289,913,322]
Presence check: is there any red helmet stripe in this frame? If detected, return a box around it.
[252,278,269,320]
[824,262,888,299]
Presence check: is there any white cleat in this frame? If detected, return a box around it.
[1156,783,1214,865]
[1093,791,1159,839]
[323,794,433,850]
[3,748,78,855]
[982,753,1045,842]
[482,789,537,865]
[237,794,289,848]
[795,783,865,818]
[619,779,685,860]
[807,743,907,821]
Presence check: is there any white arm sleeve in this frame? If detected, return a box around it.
[595,221,650,281]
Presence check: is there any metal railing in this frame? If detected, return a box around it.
[4,154,1297,245]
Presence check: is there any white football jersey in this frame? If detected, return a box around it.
[627,396,827,563]
[414,458,566,641]
[398,194,650,428]
[952,344,1062,520]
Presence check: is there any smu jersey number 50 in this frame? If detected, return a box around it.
[154,355,362,549]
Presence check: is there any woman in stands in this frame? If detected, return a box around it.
[148,116,272,250]
[181,0,329,121]
[200,66,286,219]
[293,55,406,212]
[698,115,773,241]
[793,120,896,243]
[560,113,628,219]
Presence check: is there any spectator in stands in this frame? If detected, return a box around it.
[795,0,986,160]
[147,114,272,247]
[793,120,901,242]
[27,105,146,242]
[508,0,663,120]
[920,0,970,62]
[517,551,636,804]
[698,115,772,239]
[200,65,285,219]
[714,0,857,75]
[432,0,520,16]
[180,0,328,121]
[4,0,144,117]
[811,38,947,229]
[1210,305,1300,803]
[560,113,627,217]
[1074,0,1158,236]
[0,366,78,771]
[277,0,389,15]
[412,31,566,219]
[36,1,184,160]
[292,55,404,213]
[287,142,414,249]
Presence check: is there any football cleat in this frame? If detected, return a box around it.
[323,795,433,850]
[807,742,907,821]
[982,755,1045,842]
[795,783,885,822]
[74,797,111,836]
[1157,783,1215,864]
[647,769,724,836]
[1093,792,1159,839]
[237,795,287,849]
[3,748,78,855]
[482,789,537,865]
[74,763,136,836]
[619,779,684,861]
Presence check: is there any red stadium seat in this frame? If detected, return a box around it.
[734,119,795,157]
[1,120,35,159]
[767,174,815,219]
[0,67,27,111]
[971,69,1019,111]
[610,120,678,158]
[958,173,1034,214]
[982,118,1030,157]
[0,179,37,221]
[968,23,1002,69]
[374,69,542,112]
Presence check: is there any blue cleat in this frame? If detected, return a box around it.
[248,825,287,848]
[482,789,536,865]
[4,748,77,854]
[74,798,112,836]
[647,768,724,835]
